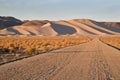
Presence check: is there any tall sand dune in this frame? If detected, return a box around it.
[0,18,120,36]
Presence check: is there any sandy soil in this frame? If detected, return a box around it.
[0,38,120,80]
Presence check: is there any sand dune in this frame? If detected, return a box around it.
[68,20,103,35]
[50,22,77,35]
[0,16,22,30]
[0,18,120,36]
[72,19,119,34]
[53,20,94,35]
[103,22,120,28]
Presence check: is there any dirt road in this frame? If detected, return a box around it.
[0,38,120,80]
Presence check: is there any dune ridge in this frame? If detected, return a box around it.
[0,17,120,36]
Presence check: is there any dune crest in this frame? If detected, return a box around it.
[0,17,120,36]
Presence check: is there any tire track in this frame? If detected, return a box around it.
[89,39,113,80]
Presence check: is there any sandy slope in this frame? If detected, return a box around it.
[68,19,119,35]
[103,22,120,28]
[0,38,120,80]
[0,19,120,36]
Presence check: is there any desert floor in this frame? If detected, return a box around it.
[0,38,120,80]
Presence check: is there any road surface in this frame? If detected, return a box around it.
[0,38,120,80]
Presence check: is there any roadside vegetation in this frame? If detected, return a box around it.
[100,36,120,49]
[0,36,92,64]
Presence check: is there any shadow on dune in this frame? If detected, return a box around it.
[82,23,113,35]
[66,21,96,35]
[91,21,120,33]
[75,20,115,34]
[7,28,22,35]
[24,30,36,35]
[50,23,77,35]
[79,27,96,35]
[102,22,120,28]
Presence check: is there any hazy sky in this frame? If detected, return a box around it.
[0,0,120,21]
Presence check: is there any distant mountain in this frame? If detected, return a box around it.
[0,16,23,29]
[0,17,120,36]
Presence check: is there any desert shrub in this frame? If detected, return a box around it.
[100,36,120,49]
[2,48,10,53]
[25,47,36,55]
[0,36,92,64]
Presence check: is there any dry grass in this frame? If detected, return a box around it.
[100,36,120,49]
[0,36,92,64]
